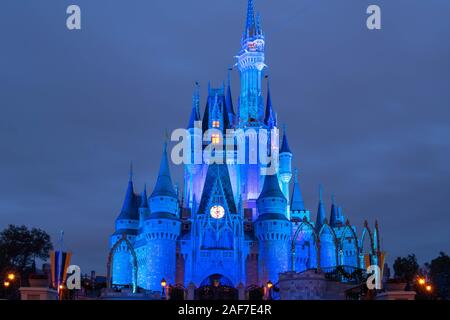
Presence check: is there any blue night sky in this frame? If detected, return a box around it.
[1,0,449,274]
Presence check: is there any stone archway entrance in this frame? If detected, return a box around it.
[195,274,237,300]
[106,234,138,293]
[169,284,186,300]
[247,285,264,300]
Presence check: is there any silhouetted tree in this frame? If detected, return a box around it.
[0,224,53,277]
[393,254,419,287]
[425,252,450,299]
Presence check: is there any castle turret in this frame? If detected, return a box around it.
[149,143,178,215]
[279,127,292,216]
[329,195,341,228]
[139,144,181,291]
[110,164,139,286]
[316,185,326,230]
[290,169,310,222]
[255,173,290,284]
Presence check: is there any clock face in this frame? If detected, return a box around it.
[210,205,225,219]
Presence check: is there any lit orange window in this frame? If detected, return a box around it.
[212,121,220,128]
[211,134,220,144]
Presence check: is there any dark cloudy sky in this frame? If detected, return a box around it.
[1,0,449,274]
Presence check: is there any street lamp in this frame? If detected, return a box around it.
[418,278,425,285]
[426,285,432,292]
[161,278,167,299]
[2,281,11,299]
[58,284,65,300]
[266,281,273,300]
[7,273,15,281]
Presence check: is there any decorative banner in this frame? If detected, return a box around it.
[378,251,386,277]
[50,250,72,289]
[364,254,371,270]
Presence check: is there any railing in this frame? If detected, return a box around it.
[321,266,367,284]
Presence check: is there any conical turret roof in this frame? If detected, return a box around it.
[116,165,139,220]
[258,173,285,200]
[150,143,177,198]
[290,169,305,211]
[316,185,326,230]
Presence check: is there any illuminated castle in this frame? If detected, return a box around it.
[107,0,382,295]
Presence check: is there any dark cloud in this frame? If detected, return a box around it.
[0,0,449,274]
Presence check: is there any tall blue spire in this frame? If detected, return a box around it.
[117,164,139,220]
[188,82,201,128]
[151,143,177,198]
[264,79,276,127]
[316,184,326,229]
[280,125,292,154]
[255,12,262,35]
[329,194,339,227]
[290,169,305,211]
[244,0,256,38]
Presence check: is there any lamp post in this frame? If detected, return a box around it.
[7,273,21,287]
[161,278,167,300]
[266,281,273,300]
[4,272,21,299]
[417,276,433,299]
[58,284,65,300]
[3,281,10,299]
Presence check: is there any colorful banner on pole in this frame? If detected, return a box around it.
[50,250,72,289]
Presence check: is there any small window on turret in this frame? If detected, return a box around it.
[212,121,220,128]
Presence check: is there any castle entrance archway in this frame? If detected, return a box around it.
[195,274,237,300]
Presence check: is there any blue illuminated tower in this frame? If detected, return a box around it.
[135,144,181,291]
[255,173,290,285]
[110,165,139,286]
[237,0,266,127]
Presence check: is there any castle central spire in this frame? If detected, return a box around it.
[237,0,266,127]
[245,0,256,37]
